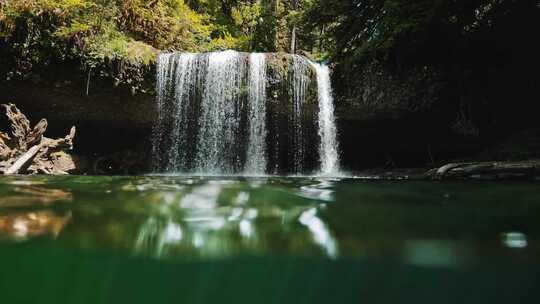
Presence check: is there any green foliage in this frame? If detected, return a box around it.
[0,0,320,72]
[303,0,538,66]
[0,1,152,83]
[300,0,539,140]
[116,0,214,51]
[0,0,269,89]
[231,2,261,35]
[3,0,532,93]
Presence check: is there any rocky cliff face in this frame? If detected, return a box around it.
[0,62,156,174]
[1,52,538,174]
[334,57,540,170]
[335,61,458,169]
[0,53,323,174]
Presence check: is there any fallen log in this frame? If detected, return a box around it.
[0,104,77,175]
[5,144,42,174]
[429,160,540,180]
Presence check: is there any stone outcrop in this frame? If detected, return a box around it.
[334,56,540,171]
[0,60,156,174]
[0,53,321,174]
[1,52,538,174]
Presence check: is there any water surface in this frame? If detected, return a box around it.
[0,176,538,303]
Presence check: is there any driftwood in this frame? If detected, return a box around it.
[429,160,540,180]
[5,144,42,174]
[0,104,77,175]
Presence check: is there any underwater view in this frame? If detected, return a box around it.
[0,175,539,303]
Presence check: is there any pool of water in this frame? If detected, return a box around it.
[0,175,538,303]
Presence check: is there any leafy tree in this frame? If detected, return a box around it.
[302,0,539,66]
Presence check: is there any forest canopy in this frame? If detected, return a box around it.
[1,0,537,86]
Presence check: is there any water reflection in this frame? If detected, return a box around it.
[133,179,339,258]
[299,208,338,258]
[402,240,470,268]
[0,182,73,241]
[135,218,183,256]
[0,211,71,241]
[0,186,72,207]
[0,176,538,264]
[502,232,528,249]
[298,179,337,202]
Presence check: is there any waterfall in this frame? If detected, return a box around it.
[167,53,196,171]
[152,53,175,171]
[312,63,340,175]
[153,50,340,176]
[194,51,245,173]
[289,55,311,173]
[245,53,267,174]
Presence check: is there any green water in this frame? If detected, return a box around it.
[0,175,539,303]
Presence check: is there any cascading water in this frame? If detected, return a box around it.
[245,53,267,174]
[167,53,196,171]
[194,51,245,173]
[289,55,311,173]
[312,63,340,175]
[152,50,340,175]
[152,53,174,171]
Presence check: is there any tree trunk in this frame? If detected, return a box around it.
[5,144,41,174]
[429,161,540,180]
[290,0,298,54]
[275,0,281,51]
[290,26,297,54]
